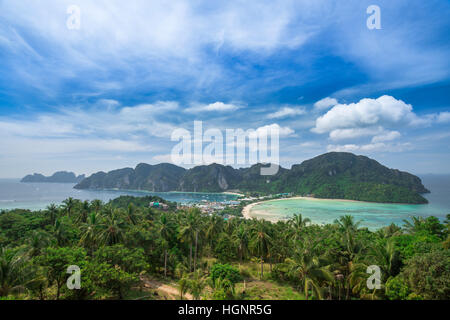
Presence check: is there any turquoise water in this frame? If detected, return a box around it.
[250,175,450,230]
[0,179,238,211]
[1,175,449,230]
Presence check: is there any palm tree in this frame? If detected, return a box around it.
[402,216,425,234]
[157,213,173,277]
[125,203,140,225]
[46,204,59,226]
[334,215,361,234]
[99,210,125,246]
[346,261,370,299]
[62,197,76,216]
[0,248,29,297]
[232,224,249,264]
[377,223,402,238]
[249,219,272,279]
[331,226,365,299]
[79,213,101,253]
[214,277,235,299]
[369,238,400,280]
[27,230,51,258]
[205,215,224,247]
[91,199,103,214]
[178,209,201,272]
[289,214,310,240]
[76,200,90,224]
[286,249,333,300]
[53,218,70,246]
[178,277,189,300]
[187,271,206,300]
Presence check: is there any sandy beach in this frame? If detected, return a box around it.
[241,201,263,219]
[241,196,369,220]
[222,191,245,197]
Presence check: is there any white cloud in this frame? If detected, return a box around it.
[312,96,422,135]
[327,142,412,153]
[311,96,439,153]
[0,100,181,160]
[329,127,383,141]
[314,97,338,111]
[152,154,174,163]
[436,112,450,123]
[267,106,305,119]
[328,127,402,143]
[0,0,323,98]
[299,142,319,148]
[120,101,179,118]
[371,131,401,143]
[1,137,152,155]
[185,102,241,113]
[255,123,295,138]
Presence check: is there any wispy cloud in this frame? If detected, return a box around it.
[0,1,449,175]
[314,97,338,111]
[185,102,241,113]
[267,106,306,119]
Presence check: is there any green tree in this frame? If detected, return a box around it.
[79,213,101,253]
[369,238,401,280]
[88,262,138,299]
[187,271,207,300]
[249,219,272,279]
[99,210,125,246]
[0,247,30,297]
[401,249,449,300]
[210,263,242,289]
[385,276,410,300]
[178,277,189,300]
[38,247,87,299]
[289,214,310,240]
[156,213,174,277]
[334,215,361,234]
[232,224,249,264]
[286,246,333,300]
[62,198,77,217]
[179,209,202,272]
[46,204,59,226]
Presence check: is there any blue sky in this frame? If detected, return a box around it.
[0,0,449,177]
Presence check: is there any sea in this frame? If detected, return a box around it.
[249,174,450,229]
[0,175,449,230]
[0,179,238,211]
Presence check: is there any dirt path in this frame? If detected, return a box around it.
[140,276,193,300]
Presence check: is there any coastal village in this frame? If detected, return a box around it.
[149,192,294,218]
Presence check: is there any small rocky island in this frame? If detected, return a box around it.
[21,171,85,183]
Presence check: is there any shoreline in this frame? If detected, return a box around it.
[241,196,423,221]
[242,201,263,220]
[222,191,245,197]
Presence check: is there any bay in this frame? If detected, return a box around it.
[249,174,450,229]
[0,179,238,211]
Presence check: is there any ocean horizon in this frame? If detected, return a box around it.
[1,174,449,230]
[0,179,239,211]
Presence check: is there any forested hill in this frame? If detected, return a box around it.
[21,171,85,183]
[74,152,430,204]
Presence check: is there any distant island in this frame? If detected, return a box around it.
[74,152,430,204]
[21,171,85,183]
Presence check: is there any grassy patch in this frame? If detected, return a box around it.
[235,280,304,300]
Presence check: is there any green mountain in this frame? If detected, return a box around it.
[21,171,85,183]
[74,163,186,192]
[273,152,429,203]
[179,163,242,192]
[74,152,430,204]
